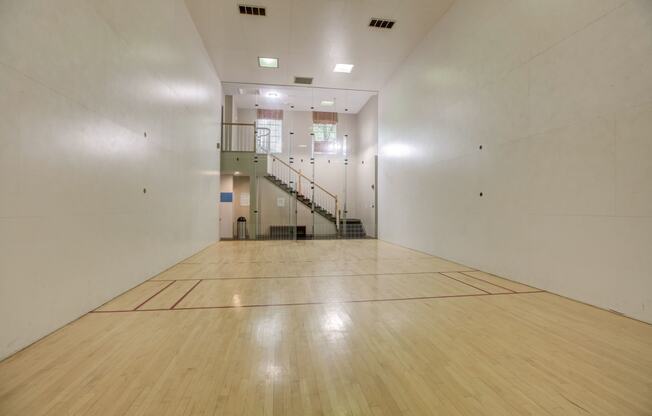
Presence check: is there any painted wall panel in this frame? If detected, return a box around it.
[353,96,378,237]
[379,0,652,322]
[0,0,222,358]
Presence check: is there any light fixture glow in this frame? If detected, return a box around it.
[321,100,334,106]
[234,171,241,175]
[258,57,279,68]
[333,63,354,73]
[381,143,414,158]
[266,91,279,98]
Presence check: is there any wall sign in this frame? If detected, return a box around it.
[240,192,250,207]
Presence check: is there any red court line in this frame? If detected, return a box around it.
[89,290,545,313]
[438,272,490,294]
[134,281,176,311]
[92,280,158,312]
[459,271,517,293]
[170,280,202,310]
[149,270,478,281]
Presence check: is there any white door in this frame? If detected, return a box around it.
[219,195,234,239]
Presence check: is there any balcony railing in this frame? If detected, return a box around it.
[221,122,271,153]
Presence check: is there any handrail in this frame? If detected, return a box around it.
[268,155,341,232]
[335,198,340,230]
[270,156,336,199]
[221,122,275,153]
[221,122,256,152]
[223,122,256,127]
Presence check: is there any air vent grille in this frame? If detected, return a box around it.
[369,18,395,29]
[238,88,261,96]
[294,77,313,85]
[239,5,266,16]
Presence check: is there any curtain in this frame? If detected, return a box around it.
[312,111,338,124]
[257,108,283,120]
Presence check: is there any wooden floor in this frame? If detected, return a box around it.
[1,240,651,415]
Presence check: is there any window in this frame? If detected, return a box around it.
[312,111,339,155]
[312,123,338,154]
[257,109,283,153]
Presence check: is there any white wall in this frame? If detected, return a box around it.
[219,174,234,238]
[0,0,222,359]
[379,0,652,322]
[353,96,378,237]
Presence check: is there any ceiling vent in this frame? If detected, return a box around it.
[239,5,266,16]
[238,88,261,96]
[369,18,395,29]
[294,76,313,85]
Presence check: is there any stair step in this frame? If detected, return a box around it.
[264,175,337,223]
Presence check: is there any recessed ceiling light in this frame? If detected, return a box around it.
[258,57,279,68]
[333,63,354,73]
[266,91,279,98]
[234,171,241,175]
[298,144,308,148]
[321,100,334,106]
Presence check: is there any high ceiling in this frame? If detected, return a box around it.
[185,0,454,91]
[223,82,377,113]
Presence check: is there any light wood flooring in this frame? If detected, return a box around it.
[1,240,651,415]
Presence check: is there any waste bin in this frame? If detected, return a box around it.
[236,217,247,240]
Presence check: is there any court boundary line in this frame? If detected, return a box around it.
[100,271,542,313]
[89,290,546,313]
[178,257,442,265]
[170,280,202,309]
[93,280,170,312]
[134,281,176,311]
[458,271,516,293]
[149,270,479,281]
[438,272,492,294]
[459,271,540,293]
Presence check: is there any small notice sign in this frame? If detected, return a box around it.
[240,192,250,207]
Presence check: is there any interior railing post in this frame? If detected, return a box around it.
[289,131,296,241]
[252,153,258,240]
[310,132,315,240]
[343,134,348,239]
[253,121,257,153]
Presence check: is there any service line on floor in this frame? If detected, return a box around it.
[134,281,176,311]
[458,271,517,293]
[437,272,491,294]
[170,280,202,309]
[89,290,546,313]
[149,269,479,281]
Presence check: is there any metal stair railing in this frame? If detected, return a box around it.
[267,155,340,230]
[221,122,271,153]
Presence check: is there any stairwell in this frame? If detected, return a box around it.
[220,124,369,239]
[264,174,366,239]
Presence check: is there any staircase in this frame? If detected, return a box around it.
[264,174,337,223]
[264,159,367,239]
[339,218,366,239]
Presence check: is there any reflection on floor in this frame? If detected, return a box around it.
[1,240,651,415]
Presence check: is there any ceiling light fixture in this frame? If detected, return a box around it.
[333,63,354,73]
[258,57,279,68]
[266,91,279,98]
[321,100,334,106]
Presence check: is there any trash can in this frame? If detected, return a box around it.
[236,217,247,240]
